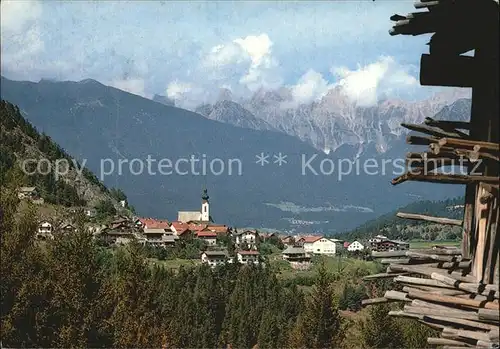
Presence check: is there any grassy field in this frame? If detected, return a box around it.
[269,253,381,281]
[146,257,200,270]
[409,240,461,249]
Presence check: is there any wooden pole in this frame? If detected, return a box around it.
[397,212,463,226]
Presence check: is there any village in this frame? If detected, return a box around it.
[22,185,411,269]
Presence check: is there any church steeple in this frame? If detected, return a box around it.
[201,188,210,222]
[201,188,209,202]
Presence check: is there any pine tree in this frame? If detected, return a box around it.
[292,261,344,349]
[360,304,404,348]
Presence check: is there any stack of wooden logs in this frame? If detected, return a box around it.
[363,246,499,348]
[391,117,500,187]
[361,118,499,348]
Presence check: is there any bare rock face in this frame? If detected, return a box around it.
[195,100,275,131]
[196,86,471,157]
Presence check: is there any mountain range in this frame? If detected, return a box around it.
[194,86,471,158]
[1,76,468,233]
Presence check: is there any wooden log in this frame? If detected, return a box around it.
[414,1,440,9]
[388,310,423,319]
[390,14,407,21]
[476,340,497,348]
[421,261,471,269]
[455,149,499,163]
[389,264,477,282]
[431,273,500,298]
[372,250,407,258]
[438,138,500,152]
[473,144,500,155]
[404,305,485,322]
[401,122,468,139]
[363,272,409,280]
[395,275,455,289]
[420,54,477,88]
[411,248,462,256]
[427,338,471,347]
[442,328,493,342]
[478,308,500,321]
[455,293,496,303]
[402,285,466,296]
[397,212,463,226]
[391,172,500,186]
[384,290,412,302]
[380,258,411,264]
[431,273,500,292]
[406,135,440,146]
[429,143,456,155]
[407,289,500,310]
[361,297,394,306]
[411,299,467,311]
[424,117,471,131]
[406,251,460,262]
[392,260,470,269]
[423,315,499,331]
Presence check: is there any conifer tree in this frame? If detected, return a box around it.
[360,304,404,348]
[292,261,344,349]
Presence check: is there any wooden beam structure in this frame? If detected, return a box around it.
[364,2,500,347]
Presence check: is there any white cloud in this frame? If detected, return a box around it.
[1,0,44,76]
[166,80,193,99]
[332,56,419,106]
[0,0,42,32]
[290,69,333,105]
[168,33,282,108]
[110,78,147,97]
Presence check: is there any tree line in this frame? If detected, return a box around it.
[1,181,437,348]
[0,100,108,207]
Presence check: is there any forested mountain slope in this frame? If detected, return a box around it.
[338,196,464,241]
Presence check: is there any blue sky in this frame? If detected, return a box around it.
[1,1,440,107]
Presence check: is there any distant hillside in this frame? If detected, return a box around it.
[337,196,464,242]
[1,76,464,232]
[0,100,120,209]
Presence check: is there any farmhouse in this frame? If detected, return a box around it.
[234,230,259,248]
[347,240,365,252]
[201,250,230,268]
[282,246,311,262]
[236,250,260,265]
[36,221,54,240]
[300,236,338,255]
[196,229,218,246]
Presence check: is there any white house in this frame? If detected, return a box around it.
[36,221,54,240]
[196,230,218,246]
[177,188,211,223]
[301,236,338,255]
[347,240,365,252]
[237,250,260,265]
[201,250,230,268]
[234,230,259,248]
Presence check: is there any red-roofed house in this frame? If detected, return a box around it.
[236,250,260,265]
[206,224,230,235]
[135,218,170,230]
[196,229,218,245]
[344,241,351,249]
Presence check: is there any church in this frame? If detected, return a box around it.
[177,188,213,223]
